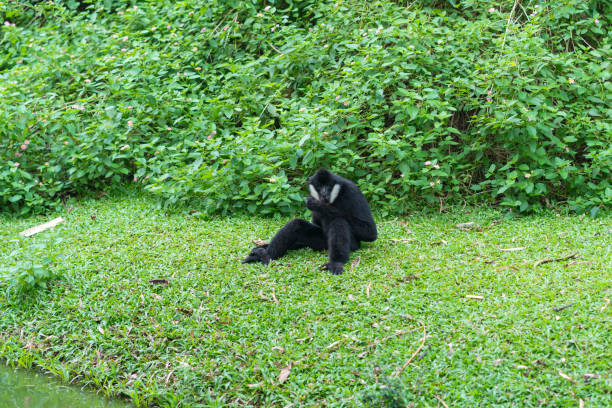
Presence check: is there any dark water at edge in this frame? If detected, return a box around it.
[0,365,129,408]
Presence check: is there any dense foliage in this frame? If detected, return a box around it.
[1,0,610,216]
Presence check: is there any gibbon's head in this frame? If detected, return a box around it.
[308,169,341,204]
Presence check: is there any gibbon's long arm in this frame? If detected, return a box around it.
[305,197,377,242]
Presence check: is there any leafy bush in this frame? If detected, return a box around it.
[0,0,610,216]
[0,233,64,297]
[361,378,409,408]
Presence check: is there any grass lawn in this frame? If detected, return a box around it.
[0,193,610,407]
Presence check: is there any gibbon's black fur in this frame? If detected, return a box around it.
[242,169,377,274]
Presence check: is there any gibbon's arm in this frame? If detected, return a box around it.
[305,196,341,216]
[305,197,377,242]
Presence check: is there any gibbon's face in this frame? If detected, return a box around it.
[308,176,341,204]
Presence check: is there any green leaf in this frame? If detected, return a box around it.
[267,104,278,117]
[526,126,537,138]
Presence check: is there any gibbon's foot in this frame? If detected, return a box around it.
[242,246,271,265]
[320,262,344,275]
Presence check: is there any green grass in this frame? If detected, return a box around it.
[0,193,610,407]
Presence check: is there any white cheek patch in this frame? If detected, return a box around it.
[329,184,341,204]
[309,184,320,201]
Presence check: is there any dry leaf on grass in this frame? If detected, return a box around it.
[558,370,574,382]
[350,256,361,272]
[456,222,480,230]
[398,275,419,283]
[278,364,291,384]
[258,289,278,304]
[584,373,601,380]
[253,238,267,246]
[326,340,342,350]
[149,279,169,286]
[175,307,193,315]
[516,365,529,370]
[164,370,175,384]
[397,221,412,234]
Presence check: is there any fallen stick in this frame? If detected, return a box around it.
[534,252,578,267]
[434,395,450,408]
[392,321,426,377]
[466,294,484,300]
[456,222,480,230]
[499,247,525,252]
[390,238,416,243]
[552,303,575,312]
[20,217,64,237]
[272,286,279,305]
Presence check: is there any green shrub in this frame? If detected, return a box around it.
[0,233,64,297]
[362,378,409,408]
[1,0,610,216]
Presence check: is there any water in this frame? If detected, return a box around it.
[0,365,129,408]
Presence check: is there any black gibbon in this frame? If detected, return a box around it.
[243,169,377,275]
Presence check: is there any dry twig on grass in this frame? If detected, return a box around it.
[272,286,279,305]
[434,394,450,408]
[392,320,427,377]
[466,294,484,300]
[357,329,412,358]
[499,246,525,252]
[552,303,575,312]
[534,252,578,267]
[20,217,65,237]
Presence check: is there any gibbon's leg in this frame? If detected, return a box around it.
[324,218,352,275]
[350,218,378,242]
[242,245,271,265]
[267,218,326,258]
[242,219,326,265]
